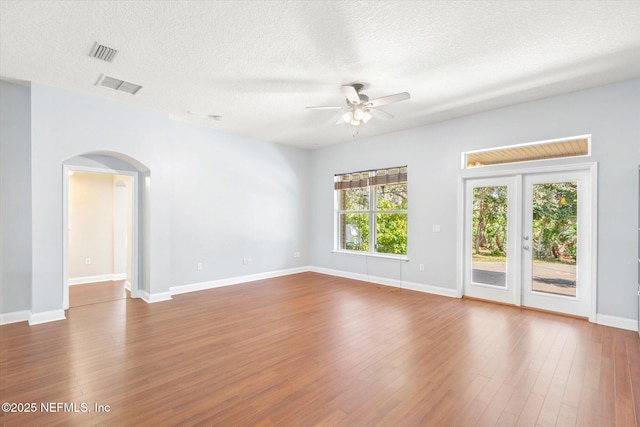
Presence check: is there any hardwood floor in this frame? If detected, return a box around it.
[1,272,638,426]
[69,280,128,308]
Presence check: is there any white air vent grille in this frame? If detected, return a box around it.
[95,74,142,95]
[89,42,118,62]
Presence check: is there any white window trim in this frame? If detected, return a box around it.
[331,249,409,262]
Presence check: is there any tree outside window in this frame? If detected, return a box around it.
[336,167,407,256]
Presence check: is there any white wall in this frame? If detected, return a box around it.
[310,78,640,322]
[0,81,32,313]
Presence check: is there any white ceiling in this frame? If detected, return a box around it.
[1,1,640,149]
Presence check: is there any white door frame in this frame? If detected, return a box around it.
[62,165,141,309]
[457,162,598,322]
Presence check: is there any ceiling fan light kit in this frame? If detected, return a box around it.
[342,108,371,126]
[307,83,410,128]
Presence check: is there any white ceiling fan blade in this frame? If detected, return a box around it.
[306,105,344,110]
[335,117,346,125]
[367,92,410,108]
[368,108,394,120]
[341,85,361,104]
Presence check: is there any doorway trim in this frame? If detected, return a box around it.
[457,161,598,322]
[62,164,141,310]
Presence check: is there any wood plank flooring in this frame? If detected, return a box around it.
[69,280,127,308]
[1,272,638,426]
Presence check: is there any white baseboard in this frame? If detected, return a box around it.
[140,290,173,303]
[308,266,458,298]
[29,309,66,325]
[0,310,31,325]
[7,267,635,332]
[401,280,459,298]
[596,314,638,332]
[170,266,310,296]
[68,273,127,286]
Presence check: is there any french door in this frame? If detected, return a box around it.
[463,167,595,318]
[463,176,520,305]
[521,171,592,317]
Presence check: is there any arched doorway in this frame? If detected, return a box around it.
[62,152,150,310]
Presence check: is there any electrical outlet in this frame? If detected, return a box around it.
[242,257,252,265]
[432,225,441,232]
[293,251,300,258]
[419,263,425,272]
[85,257,91,265]
[197,262,203,271]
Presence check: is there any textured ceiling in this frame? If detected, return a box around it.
[1,0,640,149]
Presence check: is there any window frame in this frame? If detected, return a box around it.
[334,166,408,259]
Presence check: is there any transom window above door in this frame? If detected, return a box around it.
[463,136,590,169]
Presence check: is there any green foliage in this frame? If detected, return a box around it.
[472,186,508,256]
[340,183,407,255]
[471,181,577,264]
[376,213,407,254]
[344,213,369,251]
[375,184,407,254]
[532,182,577,263]
[376,184,408,210]
[343,187,368,211]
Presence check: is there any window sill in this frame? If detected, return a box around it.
[331,250,409,262]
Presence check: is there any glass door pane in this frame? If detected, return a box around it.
[531,182,577,297]
[464,176,518,306]
[472,186,508,287]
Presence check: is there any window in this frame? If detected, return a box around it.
[463,136,590,169]
[335,166,408,256]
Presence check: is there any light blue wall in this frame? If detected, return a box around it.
[0,81,32,313]
[309,78,640,321]
[168,120,311,286]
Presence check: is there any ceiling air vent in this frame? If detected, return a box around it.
[95,74,142,95]
[88,42,118,63]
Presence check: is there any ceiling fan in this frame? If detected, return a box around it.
[306,83,410,126]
